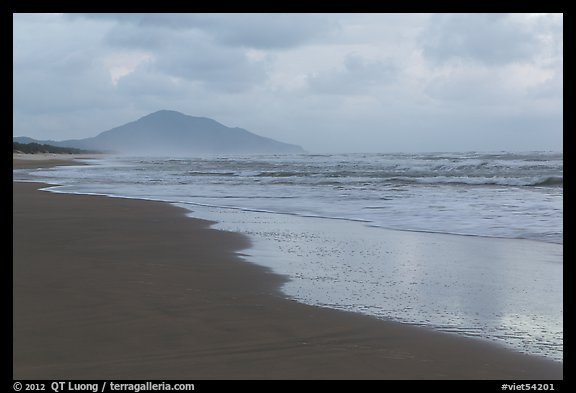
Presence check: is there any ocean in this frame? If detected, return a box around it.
[14,151,563,361]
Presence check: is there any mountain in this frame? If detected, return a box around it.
[13,136,39,145]
[14,110,305,155]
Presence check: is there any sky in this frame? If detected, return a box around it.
[13,13,563,153]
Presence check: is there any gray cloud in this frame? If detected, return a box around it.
[13,18,118,115]
[83,14,278,92]
[104,22,172,49]
[13,13,563,153]
[307,54,397,95]
[420,13,540,65]
[150,41,269,93]
[74,13,338,49]
[202,13,338,49]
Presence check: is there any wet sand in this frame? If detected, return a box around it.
[13,158,563,379]
[12,153,99,169]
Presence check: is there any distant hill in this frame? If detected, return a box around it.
[13,142,97,155]
[13,137,39,145]
[14,110,305,155]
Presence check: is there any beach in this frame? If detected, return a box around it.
[13,158,563,379]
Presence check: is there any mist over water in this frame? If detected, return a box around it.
[15,151,563,361]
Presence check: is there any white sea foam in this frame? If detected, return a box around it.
[16,152,562,244]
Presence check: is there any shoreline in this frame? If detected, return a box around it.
[13,158,563,379]
[12,153,103,168]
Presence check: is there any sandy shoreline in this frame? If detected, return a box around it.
[13,158,563,379]
[12,153,102,169]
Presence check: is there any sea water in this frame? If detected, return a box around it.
[14,151,563,361]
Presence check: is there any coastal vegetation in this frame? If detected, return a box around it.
[13,142,97,154]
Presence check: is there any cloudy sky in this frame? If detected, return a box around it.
[13,13,563,153]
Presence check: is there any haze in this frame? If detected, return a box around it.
[13,13,563,153]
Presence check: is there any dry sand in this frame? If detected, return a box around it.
[13,158,563,379]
